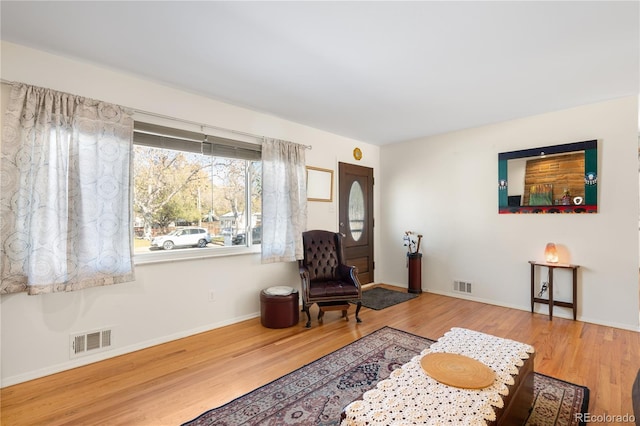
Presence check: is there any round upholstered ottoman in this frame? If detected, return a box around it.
[260,286,300,328]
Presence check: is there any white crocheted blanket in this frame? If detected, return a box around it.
[341,327,535,426]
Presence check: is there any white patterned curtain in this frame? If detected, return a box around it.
[261,138,307,263]
[1,83,135,294]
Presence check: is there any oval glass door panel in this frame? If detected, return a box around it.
[348,181,365,241]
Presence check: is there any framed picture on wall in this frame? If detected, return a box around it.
[306,166,333,202]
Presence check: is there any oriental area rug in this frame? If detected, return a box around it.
[182,327,589,426]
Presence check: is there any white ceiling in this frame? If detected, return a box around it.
[1,1,638,145]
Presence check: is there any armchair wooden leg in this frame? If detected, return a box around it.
[303,303,312,328]
[355,301,362,323]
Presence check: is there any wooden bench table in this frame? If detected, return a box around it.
[341,328,535,425]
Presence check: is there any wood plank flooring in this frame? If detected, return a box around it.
[2,285,639,425]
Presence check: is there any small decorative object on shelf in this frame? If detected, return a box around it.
[561,188,572,205]
[404,231,423,294]
[544,242,558,263]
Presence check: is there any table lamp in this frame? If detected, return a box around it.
[545,242,558,263]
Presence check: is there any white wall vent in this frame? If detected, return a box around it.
[70,328,113,359]
[453,280,472,294]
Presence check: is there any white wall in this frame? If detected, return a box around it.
[379,96,640,331]
[0,41,380,386]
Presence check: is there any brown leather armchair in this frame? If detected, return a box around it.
[299,230,362,328]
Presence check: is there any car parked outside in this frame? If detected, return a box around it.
[150,227,211,250]
[232,227,262,245]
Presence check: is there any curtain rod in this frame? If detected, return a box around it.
[0,79,312,150]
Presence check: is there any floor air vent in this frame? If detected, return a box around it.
[70,328,113,358]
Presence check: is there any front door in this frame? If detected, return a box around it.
[339,162,374,284]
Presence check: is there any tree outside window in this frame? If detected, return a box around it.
[133,144,261,253]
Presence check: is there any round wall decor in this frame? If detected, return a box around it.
[353,147,362,160]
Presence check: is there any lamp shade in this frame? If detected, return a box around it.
[545,243,558,263]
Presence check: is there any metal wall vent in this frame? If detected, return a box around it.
[70,328,113,358]
[453,280,472,294]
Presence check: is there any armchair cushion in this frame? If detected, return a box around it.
[309,280,360,298]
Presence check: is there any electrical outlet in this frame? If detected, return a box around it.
[208,289,215,302]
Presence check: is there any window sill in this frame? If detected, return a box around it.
[134,245,261,265]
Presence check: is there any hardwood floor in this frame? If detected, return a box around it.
[2,285,639,425]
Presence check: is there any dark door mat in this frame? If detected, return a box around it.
[357,287,418,310]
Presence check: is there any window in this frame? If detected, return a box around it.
[132,122,261,256]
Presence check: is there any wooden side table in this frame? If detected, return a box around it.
[529,261,580,320]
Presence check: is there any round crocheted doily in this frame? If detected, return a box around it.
[420,352,495,389]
